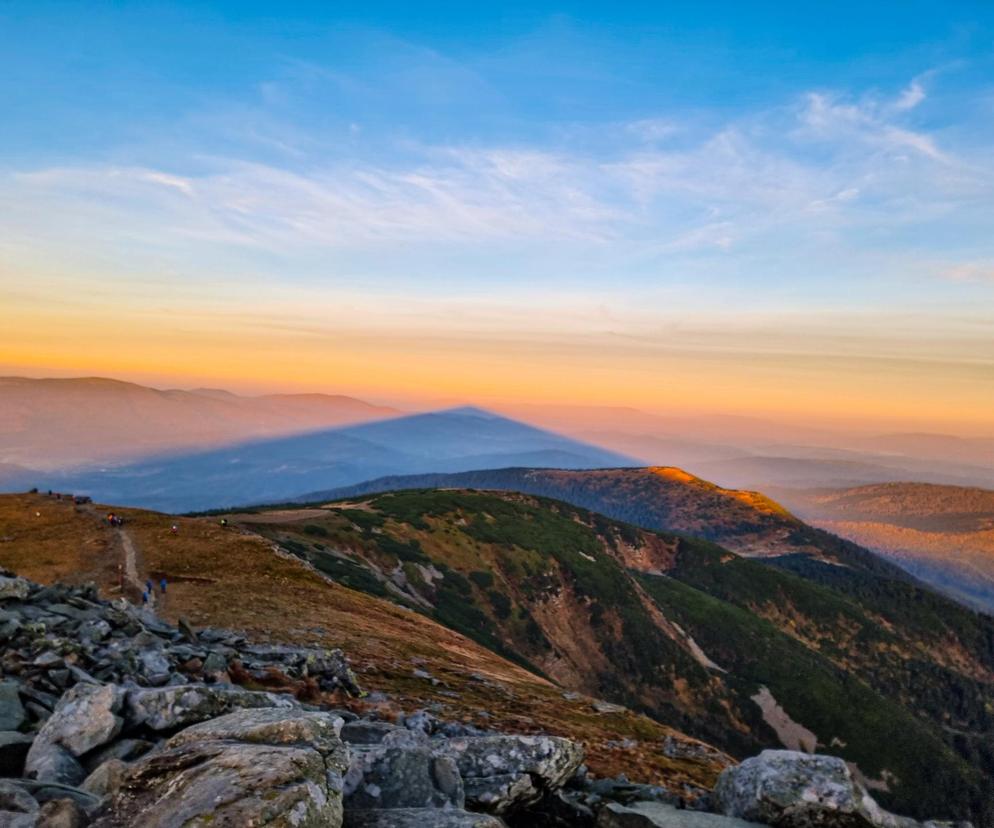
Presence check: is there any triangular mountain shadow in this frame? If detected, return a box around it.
[35,408,640,512]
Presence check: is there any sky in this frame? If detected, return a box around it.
[1,1,993,434]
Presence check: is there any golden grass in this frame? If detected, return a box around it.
[0,493,729,791]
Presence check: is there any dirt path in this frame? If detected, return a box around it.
[117,525,156,611]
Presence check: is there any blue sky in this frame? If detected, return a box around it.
[1,2,993,429]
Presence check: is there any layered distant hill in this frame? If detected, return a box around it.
[0,376,400,469]
[302,466,892,564]
[226,487,994,823]
[776,482,994,613]
[16,408,635,511]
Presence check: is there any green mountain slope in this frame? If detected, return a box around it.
[227,488,994,825]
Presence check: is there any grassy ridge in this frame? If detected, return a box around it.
[241,488,994,824]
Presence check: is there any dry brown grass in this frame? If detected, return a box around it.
[0,493,729,792]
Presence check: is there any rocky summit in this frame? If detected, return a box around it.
[0,570,971,828]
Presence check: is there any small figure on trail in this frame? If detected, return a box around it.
[141,590,149,605]
[145,579,153,594]
[170,524,179,535]
[220,518,228,527]
[107,513,116,526]
[159,577,167,595]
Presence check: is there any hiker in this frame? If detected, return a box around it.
[220,518,228,527]
[170,524,178,535]
[141,590,149,605]
[145,579,153,595]
[159,577,167,595]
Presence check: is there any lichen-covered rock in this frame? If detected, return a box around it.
[713,751,903,828]
[598,801,765,828]
[442,734,584,814]
[94,740,343,828]
[125,683,298,732]
[0,575,30,602]
[166,707,347,767]
[32,683,125,758]
[344,808,507,827]
[344,731,465,812]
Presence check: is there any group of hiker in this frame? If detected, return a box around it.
[106,513,125,527]
[142,577,167,606]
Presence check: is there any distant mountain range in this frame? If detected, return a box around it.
[4,376,994,498]
[16,407,635,511]
[776,482,994,613]
[0,376,400,468]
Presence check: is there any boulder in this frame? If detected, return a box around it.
[81,758,130,799]
[598,801,765,828]
[0,680,26,730]
[344,808,507,827]
[345,731,464,811]
[95,739,344,828]
[95,706,350,827]
[36,797,87,828]
[24,743,86,787]
[31,683,125,758]
[125,683,298,732]
[341,720,406,745]
[443,734,584,814]
[0,780,39,828]
[166,707,347,764]
[0,730,34,776]
[713,751,900,828]
[0,575,30,601]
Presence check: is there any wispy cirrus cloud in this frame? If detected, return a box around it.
[2,73,992,296]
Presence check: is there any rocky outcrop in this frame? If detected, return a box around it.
[712,751,946,828]
[345,809,506,827]
[344,729,465,811]
[598,802,764,828]
[25,683,125,785]
[0,572,964,828]
[125,684,299,732]
[443,734,585,814]
[94,707,351,828]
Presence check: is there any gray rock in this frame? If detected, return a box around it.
[344,809,506,827]
[201,651,227,675]
[345,733,464,811]
[713,751,902,828]
[27,683,125,766]
[94,739,344,828]
[36,797,87,828]
[443,734,584,814]
[81,758,130,799]
[0,730,34,776]
[138,648,172,686]
[0,779,40,828]
[0,680,26,730]
[83,737,154,771]
[341,719,406,745]
[598,801,765,828]
[0,575,30,601]
[125,683,298,732]
[166,707,347,762]
[24,742,86,787]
